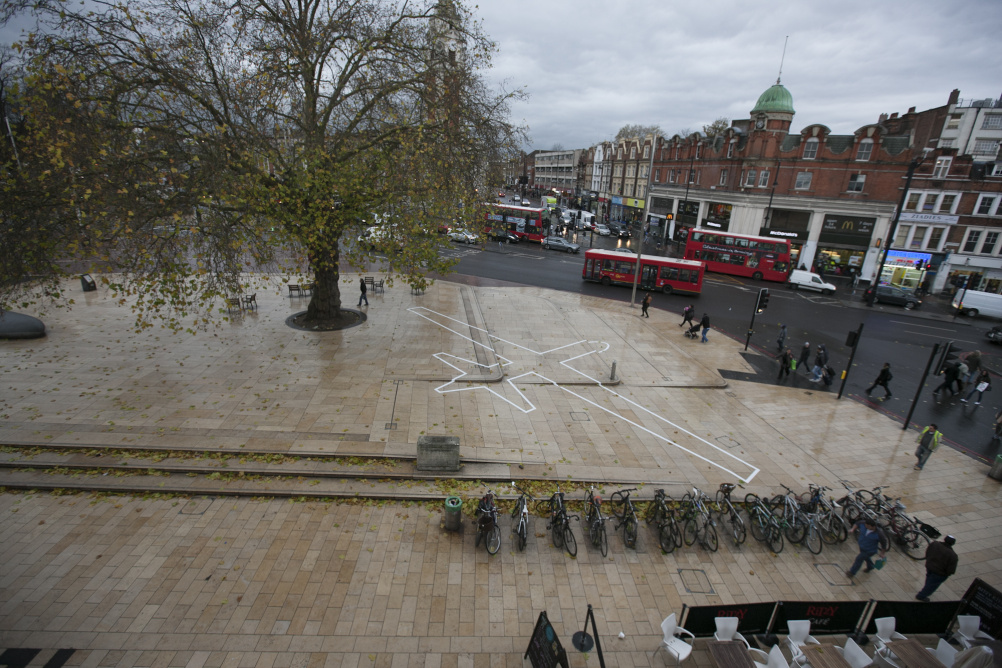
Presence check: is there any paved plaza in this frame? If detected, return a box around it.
[1,276,1000,667]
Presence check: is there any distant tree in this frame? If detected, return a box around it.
[702,117,730,137]
[3,0,523,331]
[550,143,565,151]
[673,128,694,139]
[615,124,663,141]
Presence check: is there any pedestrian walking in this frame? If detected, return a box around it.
[845,517,888,580]
[852,272,861,294]
[679,304,695,328]
[915,423,942,470]
[641,293,652,318]
[954,362,969,394]
[809,344,828,382]
[778,348,793,381]
[776,324,787,355]
[358,277,369,307]
[933,364,962,397]
[796,342,811,375]
[961,351,982,384]
[865,363,893,399]
[700,313,711,343]
[961,369,991,405]
[916,535,958,601]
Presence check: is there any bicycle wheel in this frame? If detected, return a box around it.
[475,523,483,547]
[551,514,564,547]
[609,491,628,520]
[683,518,697,546]
[511,499,522,520]
[563,523,577,557]
[744,492,761,507]
[486,525,501,555]
[749,508,768,542]
[659,522,676,554]
[821,514,848,544]
[768,522,785,554]
[534,498,554,516]
[785,518,807,545]
[703,519,719,552]
[599,522,608,557]
[899,527,930,560]
[730,514,747,546]
[624,515,638,549]
[517,518,527,552]
[805,524,823,555]
[643,501,660,525]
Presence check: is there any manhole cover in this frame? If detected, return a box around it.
[678,568,714,594]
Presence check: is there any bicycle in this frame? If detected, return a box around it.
[745,492,784,553]
[803,484,848,545]
[583,486,609,557]
[474,485,501,555]
[771,484,808,545]
[644,488,680,553]
[869,494,932,560]
[610,487,640,549]
[680,487,718,552]
[510,482,533,552]
[713,483,747,546]
[540,486,578,557]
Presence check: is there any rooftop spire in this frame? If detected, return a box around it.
[777,36,788,85]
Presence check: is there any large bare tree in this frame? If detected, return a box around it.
[2,0,522,331]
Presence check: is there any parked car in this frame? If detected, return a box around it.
[985,326,1002,344]
[862,285,922,309]
[521,198,531,206]
[595,224,612,236]
[448,229,478,244]
[607,222,632,239]
[542,236,581,253]
[489,228,518,243]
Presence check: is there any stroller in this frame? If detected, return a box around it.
[684,323,701,339]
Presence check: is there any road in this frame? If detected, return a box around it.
[437,233,1002,465]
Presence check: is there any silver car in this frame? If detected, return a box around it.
[542,236,581,253]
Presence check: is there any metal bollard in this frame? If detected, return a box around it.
[610,361,617,382]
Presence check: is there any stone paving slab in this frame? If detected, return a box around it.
[1,275,1000,667]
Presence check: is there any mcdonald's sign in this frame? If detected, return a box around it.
[819,214,876,246]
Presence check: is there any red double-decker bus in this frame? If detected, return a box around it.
[582,249,704,295]
[485,203,546,243]
[683,230,791,282]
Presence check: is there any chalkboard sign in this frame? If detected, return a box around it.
[960,578,1002,639]
[525,611,568,668]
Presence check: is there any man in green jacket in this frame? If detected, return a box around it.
[915,424,942,470]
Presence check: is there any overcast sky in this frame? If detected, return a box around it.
[475,0,1002,151]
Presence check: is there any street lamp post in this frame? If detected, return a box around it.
[867,155,925,306]
[673,150,697,253]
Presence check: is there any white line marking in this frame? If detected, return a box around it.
[409,306,760,483]
[889,320,963,332]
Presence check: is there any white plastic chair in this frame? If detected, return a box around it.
[953,646,993,668]
[836,638,874,668]
[657,613,695,666]
[926,638,958,668]
[714,616,751,649]
[753,645,791,668]
[874,617,908,651]
[956,615,992,649]
[873,649,901,668]
[786,620,821,665]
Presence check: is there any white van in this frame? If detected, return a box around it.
[788,269,836,295]
[952,290,1002,318]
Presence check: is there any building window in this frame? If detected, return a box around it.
[982,231,1000,255]
[626,164,636,178]
[973,139,1000,157]
[964,230,983,253]
[939,139,955,148]
[643,146,650,158]
[927,227,944,250]
[674,146,679,159]
[719,169,728,186]
[905,193,921,210]
[856,139,873,162]
[745,170,757,187]
[695,144,702,159]
[933,157,952,179]
[727,141,735,159]
[922,196,935,211]
[909,226,927,249]
[639,165,649,178]
[848,174,866,192]
[614,165,622,177]
[946,115,961,130]
[939,194,957,212]
[757,170,769,187]
[688,170,695,184]
[795,172,812,189]
[630,147,636,159]
[803,138,819,160]
[983,114,1002,130]
[696,170,701,185]
[894,225,910,248]
[654,168,660,182]
[637,183,646,198]
[977,196,997,215]
[669,169,676,183]
[994,164,1002,176]
[618,148,623,159]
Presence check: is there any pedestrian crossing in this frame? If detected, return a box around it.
[0,648,76,668]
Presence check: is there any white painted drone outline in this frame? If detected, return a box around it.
[409,306,759,483]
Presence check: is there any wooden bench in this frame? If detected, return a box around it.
[242,293,257,310]
[226,297,243,313]
[303,282,315,295]
[372,279,384,294]
[364,276,375,290]
[288,284,301,297]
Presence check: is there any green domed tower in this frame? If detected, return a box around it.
[750,80,795,132]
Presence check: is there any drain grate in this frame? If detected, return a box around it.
[678,568,714,594]
[715,436,740,449]
[385,422,397,430]
[570,412,591,422]
[815,563,854,586]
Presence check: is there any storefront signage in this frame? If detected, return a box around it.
[611,196,623,205]
[623,197,644,208]
[650,197,674,215]
[759,227,809,241]
[700,218,731,232]
[819,214,875,246]
[900,212,959,225]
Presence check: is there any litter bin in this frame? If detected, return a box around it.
[443,496,463,531]
[80,274,97,292]
[989,455,1002,481]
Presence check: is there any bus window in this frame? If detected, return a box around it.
[691,231,703,243]
[735,238,748,248]
[615,261,634,274]
[602,259,614,271]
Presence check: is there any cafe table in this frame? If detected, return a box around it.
[800,644,854,668]
[708,640,758,668]
[887,639,948,668]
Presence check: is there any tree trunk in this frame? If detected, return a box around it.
[303,240,342,324]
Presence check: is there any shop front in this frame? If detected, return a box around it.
[881,250,932,292]
[609,196,645,224]
[761,208,812,269]
[815,214,876,279]
[649,196,675,245]
[702,202,732,232]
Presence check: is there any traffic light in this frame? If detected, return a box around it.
[756,288,770,313]
[935,341,962,375]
